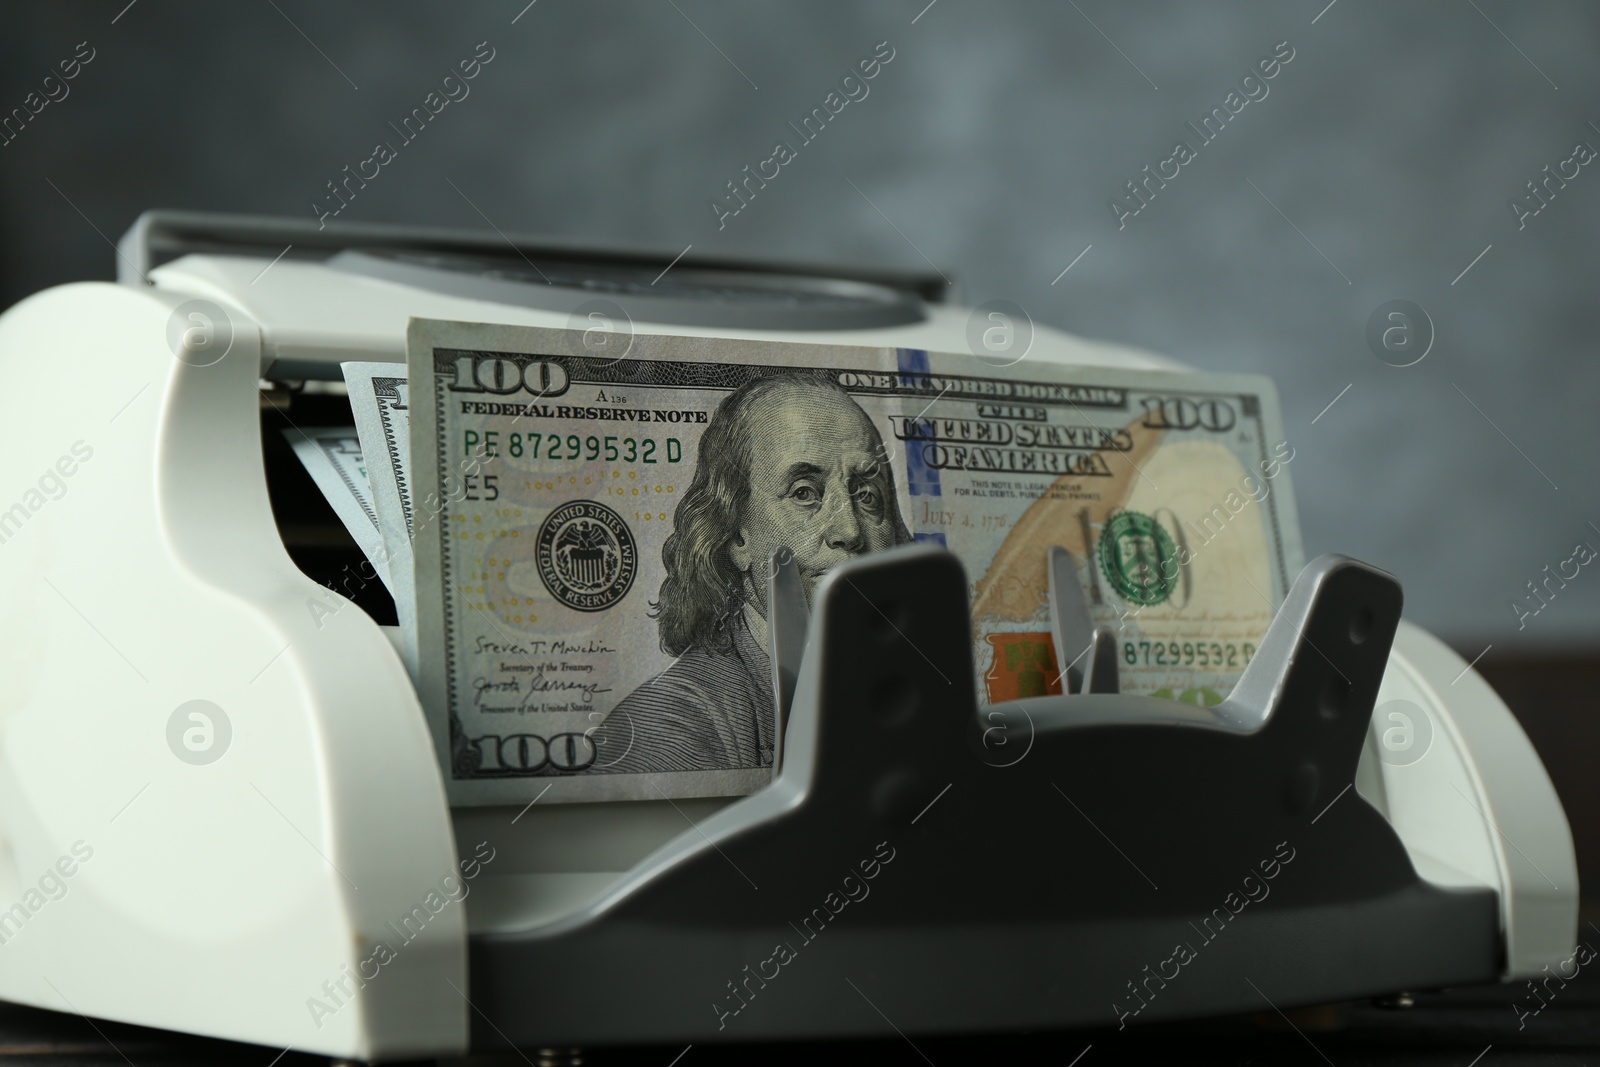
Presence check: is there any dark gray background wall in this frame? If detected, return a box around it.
[3,0,1596,655]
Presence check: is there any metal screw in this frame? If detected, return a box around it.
[1371,991,1416,1010]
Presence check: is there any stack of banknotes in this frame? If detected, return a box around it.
[285,320,1303,804]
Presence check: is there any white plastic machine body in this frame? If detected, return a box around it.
[0,214,1575,1060]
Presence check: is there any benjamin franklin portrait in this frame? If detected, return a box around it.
[600,370,912,774]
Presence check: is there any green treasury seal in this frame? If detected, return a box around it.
[1098,510,1178,606]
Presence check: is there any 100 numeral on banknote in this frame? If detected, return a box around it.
[408,321,1303,805]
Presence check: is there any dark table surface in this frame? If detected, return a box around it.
[711,982,1597,1067]
[4,968,1596,1067]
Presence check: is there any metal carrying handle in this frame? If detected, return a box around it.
[115,209,951,302]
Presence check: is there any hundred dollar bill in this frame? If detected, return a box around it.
[284,427,392,591]
[342,362,420,676]
[408,319,1304,805]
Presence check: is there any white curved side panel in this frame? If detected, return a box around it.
[0,283,466,1060]
[1358,620,1577,979]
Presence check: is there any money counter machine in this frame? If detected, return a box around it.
[0,211,1576,1062]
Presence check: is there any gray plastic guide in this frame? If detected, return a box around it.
[1047,544,1121,695]
[767,549,810,772]
[468,546,1498,1047]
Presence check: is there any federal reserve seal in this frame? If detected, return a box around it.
[1098,510,1178,606]
[535,501,637,611]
